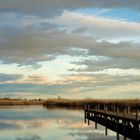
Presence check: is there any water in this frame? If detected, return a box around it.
[0,106,126,140]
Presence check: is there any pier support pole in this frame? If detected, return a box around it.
[105,127,108,136]
[84,116,86,123]
[117,133,120,140]
[84,105,87,123]
[88,105,90,125]
[124,136,127,140]
[98,104,100,110]
[88,118,90,125]
[104,105,107,114]
[127,106,130,114]
[136,108,139,120]
[95,105,97,111]
[124,106,126,116]
[95,122,97,129]
[135,108,139,130]
[114,105,116,112]
[116,107,119,116]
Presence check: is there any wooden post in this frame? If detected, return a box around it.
[105,127,108,136]
[95,122,97,129]
[84,115,86,123]
[88,105,90,125]
[127,106,130,114]
[98,104,100,110]
[106,106,107,113]
[88,118,90,125]
[116,107,119,116]
[117,133,120,140]
[96,104,98,110]
[124,136,127,140]
[95,105,97,110]
[124,106,126,116]
[88,105,90,111]
[135,108,139,130]
[136,108,139,120]
[114,105,116,112]
[84,105,87,123]
[104,105,107,113]
[85,104,87,110]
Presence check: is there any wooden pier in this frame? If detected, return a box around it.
[84,104,140,140]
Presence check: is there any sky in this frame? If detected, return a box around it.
[0,0,140,99]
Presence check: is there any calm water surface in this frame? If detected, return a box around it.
[0,106,126,140]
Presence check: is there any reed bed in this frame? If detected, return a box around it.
[0,98,45,106]
[43,98,140,110]
[0,98,140,110]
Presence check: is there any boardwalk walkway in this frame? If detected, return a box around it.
[85,105,140,140]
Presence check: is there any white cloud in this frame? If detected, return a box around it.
[0,0,140,17]
[47,11,140,41]
[91,68,140,76]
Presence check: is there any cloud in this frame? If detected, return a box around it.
[70,57,140,72]
[0,73,140,99]
[0,73,22,83]
[0,11,140,68]
[0,0,140,17]
[0,83,69,95]
[0,24,140,65]
[2,11,139,41]
[47,11,140,40]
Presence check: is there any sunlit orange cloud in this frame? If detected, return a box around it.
[54,75,98,85]
[62,75,96,82]
[1,74,98,85]
[1,74,51,84]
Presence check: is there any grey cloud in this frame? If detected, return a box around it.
[0,0,89,17]
[70,57,140,72]
[48,12,140,40]
[0,11,140,69]
[1,25,140,66]
[0,83,71,95]
[0,0,140,17]
[2,11,140,41]
[0,73,22,82]
[0,29,60,64]
[88,41,140,60]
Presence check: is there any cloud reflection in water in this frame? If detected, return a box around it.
[0,106,117,140]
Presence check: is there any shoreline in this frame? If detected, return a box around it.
[0,98,140,109]
[0,98,45,106]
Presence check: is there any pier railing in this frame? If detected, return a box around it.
[84,104,140,140]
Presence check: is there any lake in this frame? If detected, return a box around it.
[0,106,130,140]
